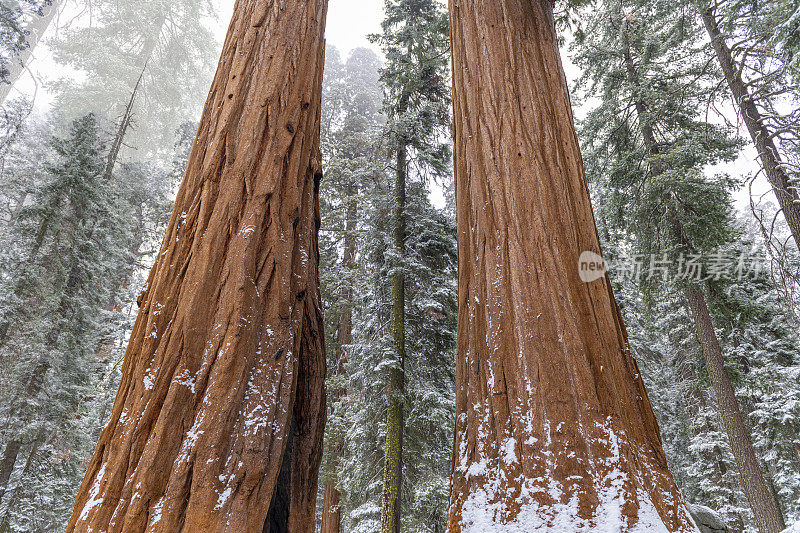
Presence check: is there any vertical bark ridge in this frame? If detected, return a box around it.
[66,0,328,531]
[447,0,695,530]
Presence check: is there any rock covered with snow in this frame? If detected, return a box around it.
[687,504,728,533]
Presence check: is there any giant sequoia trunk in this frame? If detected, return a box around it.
[446,0,695,530]
[701,7,800,253]
[67,0,328,531]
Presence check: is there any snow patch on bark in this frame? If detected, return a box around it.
[77,462,106,523]
[460,488,669,532]
[142,364,156,390]
[173,368,197,393]
[149,496,165,526]
[214,486,233,511]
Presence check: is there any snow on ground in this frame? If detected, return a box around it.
[783,521,800,533]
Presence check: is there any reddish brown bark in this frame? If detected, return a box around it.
[320,481,342,533]
[66,0,329,531]
[446,0,695,530]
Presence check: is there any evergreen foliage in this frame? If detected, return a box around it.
[0,114,128,531]
[0,1,797,531]
[47,0,217,161]
[0,106,189,531]
[575,0,800,528]
[317,39,456,532]
[0,0,49,84]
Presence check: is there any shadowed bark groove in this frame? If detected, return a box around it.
[446,0,696,530]
[66,0,329,531]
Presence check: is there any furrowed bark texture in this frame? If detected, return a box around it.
[66,0,328,531]
[684,286,784,533]
[701,7,800,253]
[447,0,695,530]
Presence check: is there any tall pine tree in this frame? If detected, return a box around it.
[0,114,131,532]
[370,1,451,531]
[576,1,798,529]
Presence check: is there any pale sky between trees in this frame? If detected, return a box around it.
[8,0,765,213]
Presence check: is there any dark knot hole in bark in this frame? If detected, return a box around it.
[313,172,323,195]
[263,414,296,533]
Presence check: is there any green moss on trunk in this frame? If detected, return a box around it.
[381,143,407,533]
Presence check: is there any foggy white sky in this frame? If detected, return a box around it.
[10,0,385,106]
[215,0,384,57]
[8,0,768,213]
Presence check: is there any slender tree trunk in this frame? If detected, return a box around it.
[0,0,60,106]
[66,0,329,531]
[684,286,785,533]
[0,434,45,532]
[701,6,800,252]
[381,143,406,533]
[446,0,695,530]
[320,485,341,533]
[0,441,20,506]
[623,18,783,530]
[0,357,49,511]
[91,20,163,362]
[91,64,148,364]
[764,467,787,530]
[7,191,28,227]
[102,66,145,181]
[320,189,358,533]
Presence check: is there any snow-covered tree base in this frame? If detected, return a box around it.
[454,419,696,532]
